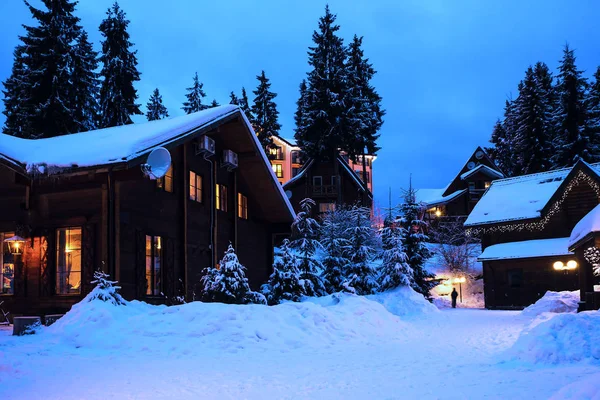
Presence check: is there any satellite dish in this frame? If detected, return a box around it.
[475,150,484,160]
[285,190,293,199]
[142,147,171,179]
[467,161,476,170]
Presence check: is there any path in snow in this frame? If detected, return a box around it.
[0,309,597,399]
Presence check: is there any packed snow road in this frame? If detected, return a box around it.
[0,294,598,399]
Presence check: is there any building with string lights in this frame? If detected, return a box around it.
[465,160,600,310]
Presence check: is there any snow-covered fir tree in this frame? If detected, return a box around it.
[98,2,142,128]
[210,99,220,108]
[399,183,436,300]
[552,45,593,167]
[289,198,326,296]
[294,6,350,160]
[342,205,379,295]
[71,31,100,132]
[182,72,207,114]
[88,270,126,305]
[146,88,169,121]
[2,46,31,137]
[229,91,239,105]
[261,239,304,305]
[486,118,513,176]
[4,0,82,138]
[294,79,309,132]
[200,244,266,305]
[378,218,413,291]
[251,70,281,153]
[320,207,351,293]
[586,66,600,153]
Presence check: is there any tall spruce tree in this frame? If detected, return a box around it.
[289,198,326,296]
[8,0,82,138]
[585,66,600,155]
[294,79,309,132]
[182,72,207,114]
[399,183,435,300]
[229,91,239,105]
[294,5,350,160]
[251,70,281,153]
[239,87,253,122]
[146,88,169,121]
[71,31,100,132]
[98,2,142,128]
[2,46,31,137]
[552,44,592,167]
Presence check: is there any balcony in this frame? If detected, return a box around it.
[269,147,285,161]
[310,185,338,197]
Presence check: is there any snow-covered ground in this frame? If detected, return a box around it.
[0,289,598,400]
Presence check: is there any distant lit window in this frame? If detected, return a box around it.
[145,235,162,296]
[484,181,491,189]
[157,164,174,193]
[238,193,248,220]
[0,232,15,295]
[319,202,336,213]
[216,184,228,212]
[272,163,283,178]
[56,227,82,295]
[189,171,202,203]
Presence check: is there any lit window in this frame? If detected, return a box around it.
[56,227,82,295]
[157,164,174,193]
[238,193,248,220]
[484,181,491,189]
[319,202,336,213]
[189,171,202,203]
[216,184,228,212]
[145,235,162,296]
[0,232,15,295]
[272,163,283,178]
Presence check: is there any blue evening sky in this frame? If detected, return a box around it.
[1,0,600,209]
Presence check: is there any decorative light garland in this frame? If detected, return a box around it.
[584,246,600,276]
[467,170,600,236]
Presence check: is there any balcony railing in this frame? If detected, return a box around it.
[311,185,338,197]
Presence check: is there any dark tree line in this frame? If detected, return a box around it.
[487,44,600,176]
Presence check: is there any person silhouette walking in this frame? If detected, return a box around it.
[451,288,458,308]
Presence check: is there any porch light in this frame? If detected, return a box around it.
[435,209,442,218]
[566,260,578,269]
[553,260,578,271]
[4,235,26,255]
[553,261,564,270]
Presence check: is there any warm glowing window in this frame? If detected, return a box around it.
[216,184,228,212]
[189,171,202,203]
[238,193,248,220]
[319,202,336,213]
[484,181,491,189]
[0,232,15,295]
[272,163,283,178]
[145,235,162,296]
[56,227,82,295]
[157,164,174,193]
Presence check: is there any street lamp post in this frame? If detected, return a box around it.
[454,277,466,303]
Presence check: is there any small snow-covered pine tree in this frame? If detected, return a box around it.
[342,205,379,295]
[98,2,142,128]
[182,72,207,114]
[200,244,266,304]
[400,183,436,300]
[261,239,304,305]
[289,198,326,296]
[146,88,169,121]
[88,270,126,305]
[320,207,351,293]
[378,219,413,291]
[251,70,281,153]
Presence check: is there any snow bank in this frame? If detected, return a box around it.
[39,290,434,354]
[507,311,600,364]
[521,290,580,317]
[550,372,600,399]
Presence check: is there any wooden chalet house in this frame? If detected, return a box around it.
[465,160,600,310]
[417,147,504,222]
[282,155,373,214]
[0,105,294,317]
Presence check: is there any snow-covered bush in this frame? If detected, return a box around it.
[342,205,379,295]
[201,244,266,305]
[320,207,351,293]
[86,270,126,306]
[378,220,413,291]
[289,198,326,296]
[262,239,304,305]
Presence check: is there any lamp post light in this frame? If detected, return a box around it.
[454,276,466,303]
[4,236,26,256]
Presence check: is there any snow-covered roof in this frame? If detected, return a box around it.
[415,188,466,208]
[460,164,504,181]
[478,237,573,261]
[569,204,600,249]
[465,162,600,227]
[0,105,239,172]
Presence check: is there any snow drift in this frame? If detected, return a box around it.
[521,290,580,317]
[508,311,600,364]
[36,287,433,354]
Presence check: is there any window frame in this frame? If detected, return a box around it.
[216,184,228,212]
[55,227,83,296]
[145,235,163,296]
[319,202,336,213]
[272,163,284,178]
[157,164,174,193]
[189,170,203,203]
[238,193,248,220]
[0,232,15,296]
[313,176,323,187]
